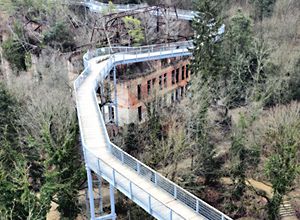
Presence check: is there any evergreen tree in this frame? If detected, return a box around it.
[191,0,224,96]
[191,0,225,186]
[124,123,139,155]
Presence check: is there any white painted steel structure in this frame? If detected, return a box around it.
[76,0,196,20]
[74,1,232,219]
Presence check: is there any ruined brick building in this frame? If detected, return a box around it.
[102,55,192,125]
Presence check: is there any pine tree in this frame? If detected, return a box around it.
[191,0,224,94]
[124,123,139,155]
[191,0,224,186]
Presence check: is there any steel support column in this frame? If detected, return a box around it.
[109,184,116,220]
[97,175,103,215]
[86,166,96,220]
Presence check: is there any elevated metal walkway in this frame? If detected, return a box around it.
[75,42,232,220]
[74,1,232,219]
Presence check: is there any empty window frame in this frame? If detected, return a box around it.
[164,73,167,88]
[152,78,156,87]
[172,70,175,85]
[147,80,151,95]
[175,89,179,101]
[137,84,142,100]
[182,66,185,80]
[159,75,162,90]
[138,106,142,121]
[186,65,189,79]
[176,68,179,83]
[109,106,115,121]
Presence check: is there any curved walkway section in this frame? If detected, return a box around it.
[74,41,232,220]
[79,0,196,20]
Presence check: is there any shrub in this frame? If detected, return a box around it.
[2,37,27,71]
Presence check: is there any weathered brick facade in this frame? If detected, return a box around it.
[105,57,191,125]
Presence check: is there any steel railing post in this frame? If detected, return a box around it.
[112,169,116,186]
[169,210,172,220]
[121,152,124,164]
[174,186,177,199]
[148,195,151,214]
[137,162,141,174]
[97,159,101,173]
[129,182,133,199]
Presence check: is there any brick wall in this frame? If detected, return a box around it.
[112,57,191,124]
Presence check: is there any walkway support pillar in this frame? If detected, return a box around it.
[97,175,103,215]
[113,66,119,126]
[86,166,96,220]
[109,183,117,220]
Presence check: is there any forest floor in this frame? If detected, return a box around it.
[47,184,115,220]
